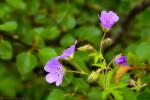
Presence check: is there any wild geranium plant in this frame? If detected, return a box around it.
[44,10,146,100]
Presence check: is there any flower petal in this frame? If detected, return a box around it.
[56,77,63,86]
[44,58,62,72]
[115,56,127,65]
[45,73,58,83]
[101,10,107,17]
[58,40,77,59]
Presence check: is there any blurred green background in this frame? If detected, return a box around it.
[0,0,150,100]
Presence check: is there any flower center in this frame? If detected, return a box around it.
[106,20,110,23]
[57,67,63,75]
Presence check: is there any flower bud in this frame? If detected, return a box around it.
[102,38,112,46]
[87,70,100,83]
[78,44,95,51]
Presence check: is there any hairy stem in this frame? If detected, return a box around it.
[66,69,88,75]
[100,32,107,53]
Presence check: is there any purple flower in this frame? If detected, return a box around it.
[44,40,77,86]
[115,56,129,66]
[56,40,77,59]
[44,58,64,86]
[99,11,119,29]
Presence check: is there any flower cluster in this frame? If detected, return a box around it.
[44,10,120,86]
[44,40,77,86]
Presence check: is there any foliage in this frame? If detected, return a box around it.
[0,0,150,100]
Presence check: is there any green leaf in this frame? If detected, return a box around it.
[61,73,73,87]
[73,0,85,5]
[101,91,109,100]
[47,89,65,100]
[120,73,130,84]
[0,76,20,97]
[66,96,79,100]
[62,16,76,31]
[127,52,137,65]
[122,88,137,100]
[27,0,40,14]
[0,63,7,78]
[112,90,123,100]
[135,42,150,61]
[92,61,106,69]
[0,40,12,60]
[137,91,150,100]
[98,69,115,91]
[22,29,46,48]
[38,47,57,65]
[0,21,17,31]
[31,27,45,38]
[74,26,101,47]
[60,34,75,47]
[137,8,150,26]
[106,69,115,88]
[0,4,12,18]
[98,72,105,88]
[74,55,90,73]
[73,78,89,93]
[89,52,104,64]
[45,26,60,40]
[88,87,103,100]
[142,74,150,83]
[6,0,26,10]
[16,52,37,74]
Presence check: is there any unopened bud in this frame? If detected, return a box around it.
[87,70,100,83]
[102,38,112,46]
[78,44,95,51]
